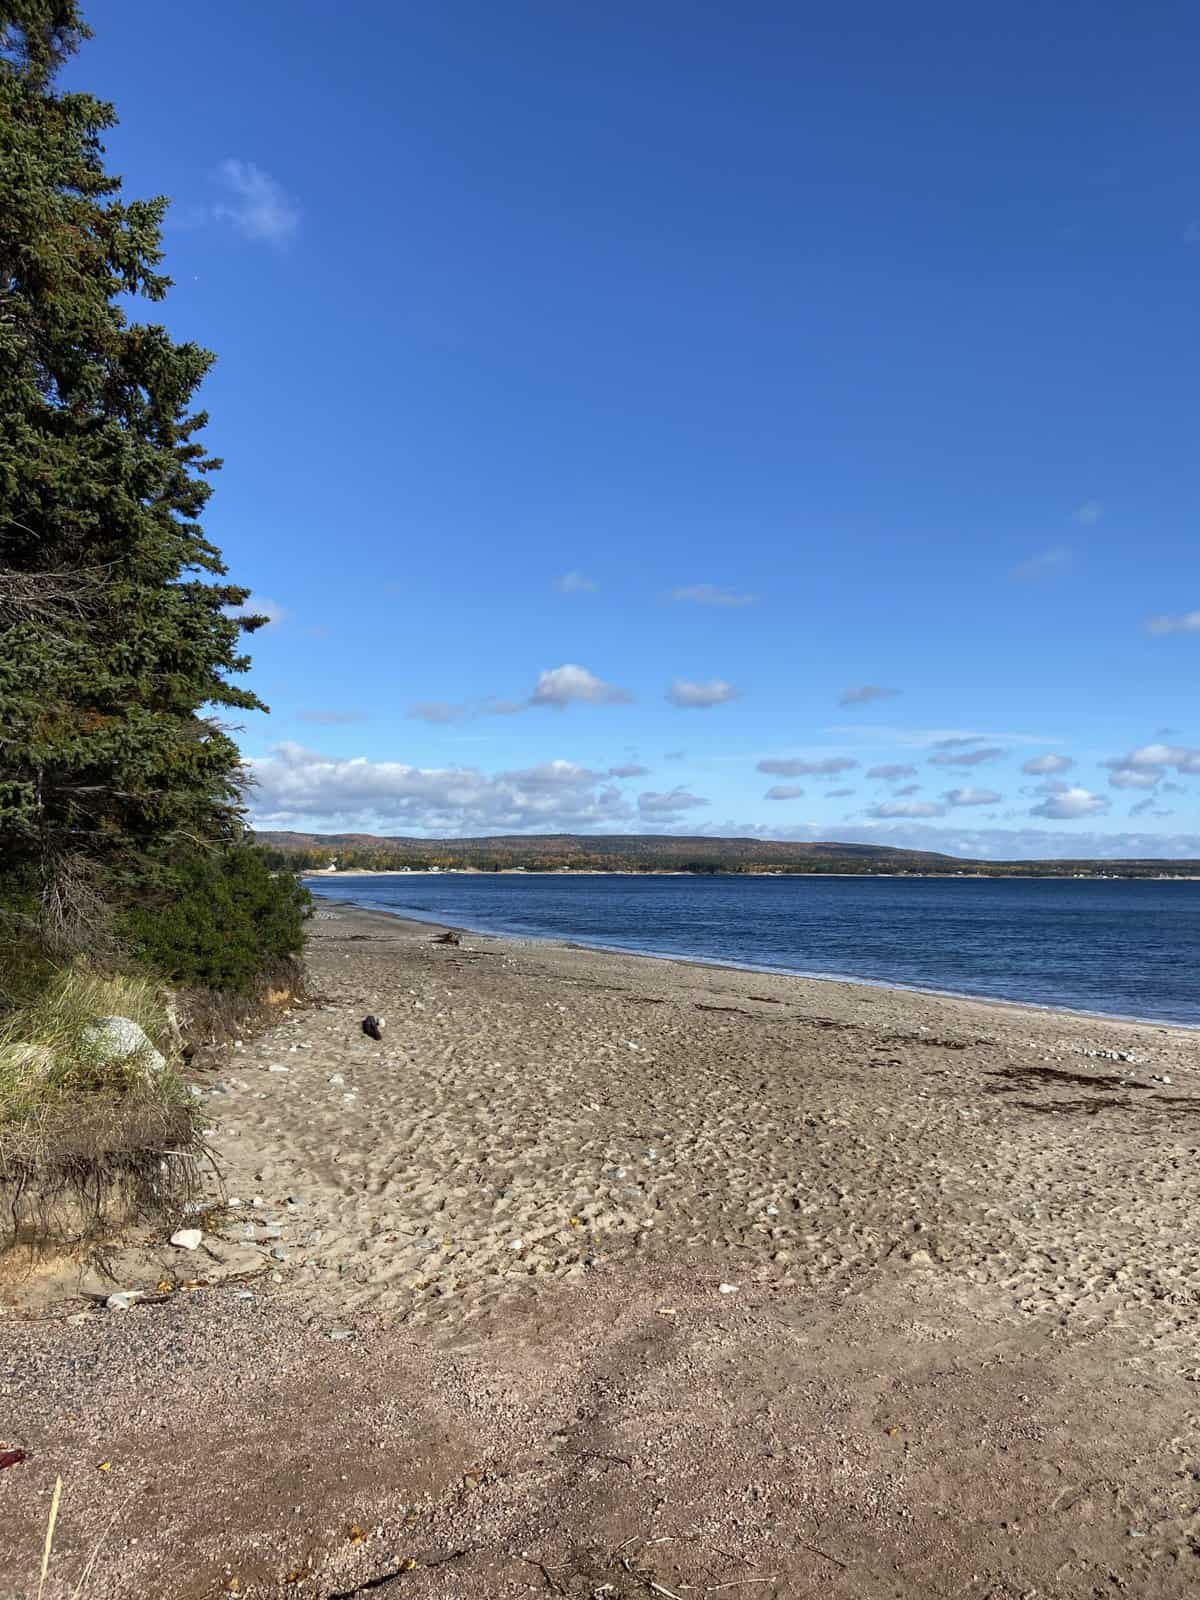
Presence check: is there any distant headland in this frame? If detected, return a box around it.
[254,831,1199,880]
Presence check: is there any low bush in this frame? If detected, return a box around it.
[122,846,312,994]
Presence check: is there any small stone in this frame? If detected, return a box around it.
[270,1247,289,1262]
[170,1229,203,1251]
[268,1065,290,1075]
[105,1290,144,1312]
[328,1074,345,1087]
[509,1238,525,1250]
[906,1249,934,1267]
[718,1282,739,1295]
[328,1329,354,1341]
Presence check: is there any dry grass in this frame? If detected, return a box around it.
[0,964,204,1239]
[0,964,188,1126]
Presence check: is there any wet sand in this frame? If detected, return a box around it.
[2,901,1200,1597]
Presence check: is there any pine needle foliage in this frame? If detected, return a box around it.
[0,0,269,949]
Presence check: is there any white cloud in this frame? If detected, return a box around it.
[555,572,597,593]
[826,724,1062,750]
[300,709,364,725]
[669,584,754,607]
[764,784,805,800]
[839,685,900,707]
[247,744,631,834]
[757,756,858,777]
[212,159,301,245]
[637,787,708,817]
[866,763,918,780]
[1146,610,1200,636]
[1102,742,1200,791]
[943,786,1002,807]
[608,763,649,778]
[1030,785,1109,819]
[1106,742,1200,774]
[927,745,1004,767]
[408,701,467,724]
[1011,545,1071,581]
[1074,500,1103,525]
[1106,766,1161,791]
[667,678,741,709]
[867,800,946,819]
[531,664,631,709]
[1022,753,1073,775]
[226,594,286,629]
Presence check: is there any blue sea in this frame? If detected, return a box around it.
[306,872,1200,1027]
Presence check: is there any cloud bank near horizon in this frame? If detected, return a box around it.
[246,743,1200,859]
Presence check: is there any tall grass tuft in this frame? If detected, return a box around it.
[0,964,189,1128]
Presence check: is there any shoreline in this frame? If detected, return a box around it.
[307,886,1200,1036]
[7,898,1200,1596]
[305,866,1200,881]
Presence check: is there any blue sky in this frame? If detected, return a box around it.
[74,1,1200,858]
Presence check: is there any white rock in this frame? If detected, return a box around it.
[81,1016,165,1075]
[105,1290,144,1311]
[170,1228,203,1250]
[718,1282,739,1295]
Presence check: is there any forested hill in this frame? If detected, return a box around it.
[253,832,1199,878]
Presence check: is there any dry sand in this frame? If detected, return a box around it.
[2,900,1200,1598]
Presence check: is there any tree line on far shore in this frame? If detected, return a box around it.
[256,843,1199,880]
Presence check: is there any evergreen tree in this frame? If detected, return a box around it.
[0,1,266,948]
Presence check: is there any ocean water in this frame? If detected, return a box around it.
[306,872,1200,1026]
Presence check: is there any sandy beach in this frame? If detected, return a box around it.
[3,900,1200,1598]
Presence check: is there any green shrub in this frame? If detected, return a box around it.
[123,848,312,993]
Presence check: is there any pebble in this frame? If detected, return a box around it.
[328,1329,354,1341]
[270,1247,289,1262]
[170,1229,203,1251]
[328,1074,346,1087]
[268,1065,290,1075]
[718,1282,739,1295]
